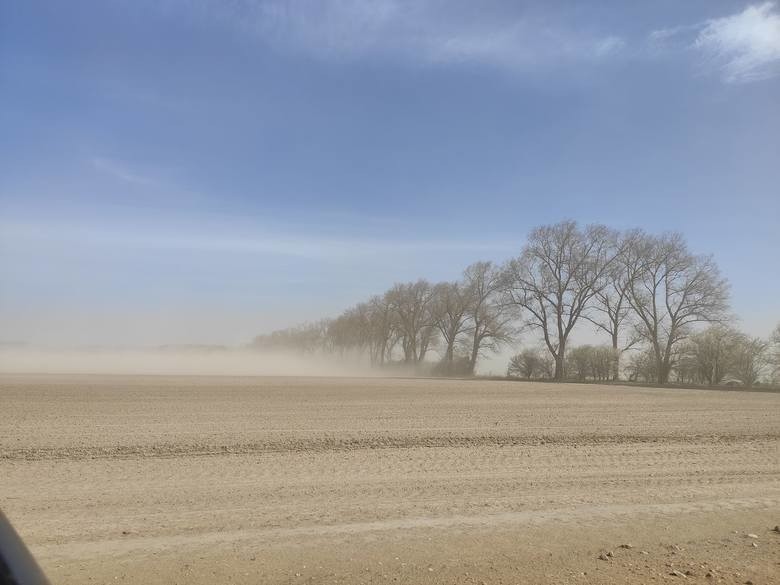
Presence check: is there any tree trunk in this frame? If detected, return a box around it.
[611,333,620,381]
[468,332,480,376]
[403,335,414,363]
[657,356,671,384]
[553,349,565,381]
[418,343,428,363]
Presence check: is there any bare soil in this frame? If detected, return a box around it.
[1,374,778,584]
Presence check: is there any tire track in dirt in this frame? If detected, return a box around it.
[32,497,780,560]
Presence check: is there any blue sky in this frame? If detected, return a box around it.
[1,0,779,348]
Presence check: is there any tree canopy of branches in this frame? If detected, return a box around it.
[251,320,331,354]
[386,280,439,364]
[462,261,516,375]
[432,281,472,373]
[623,232,730,384]
[583,231,640,380]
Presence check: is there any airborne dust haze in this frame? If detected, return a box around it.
[0,347,380,377]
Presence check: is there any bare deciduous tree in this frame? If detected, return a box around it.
[584,232,640,380]
[387,280,439,364]
[432,281,472,373]
[367,294,396,366]
[731,335,769,387]
[683,325,740,385]
[623,232,730,384]
[462,261,515,375]
[253,319,332,354]
[502,221,618,380]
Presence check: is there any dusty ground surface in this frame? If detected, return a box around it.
[1,374,778,584]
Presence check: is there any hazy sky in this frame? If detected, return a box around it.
[1,0,779,348]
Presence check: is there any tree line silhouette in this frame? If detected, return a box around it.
[252,221,779,386]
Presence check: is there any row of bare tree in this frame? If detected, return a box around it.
[253,261,515,375]
[252,220,774,384]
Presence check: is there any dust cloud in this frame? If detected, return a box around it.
[0,347,378,377]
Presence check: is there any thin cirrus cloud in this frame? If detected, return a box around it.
[651,2,780,83]
[424,25,625,69]
[91,156,159,187]
[170,0,626,71]
[89,156,208,203]
[169,0,780,83]
[0,220,515,260]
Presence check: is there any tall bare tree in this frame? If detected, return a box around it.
[387,280,439,363]
[462,261,515,375]
[327,308,363,357]
[367,294,396,366]
[584,232,640,380]
[502,221,618,380]
[623,232,730,384]
[432,281,472,373]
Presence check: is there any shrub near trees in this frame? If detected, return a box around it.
[565,345,616,382]
[506,348,554,379]
[623,326,774,387]
[252,220,778,386]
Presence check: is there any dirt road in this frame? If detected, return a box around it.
[1,375,778,584]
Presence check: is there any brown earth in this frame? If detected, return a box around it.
[1,374,778,584]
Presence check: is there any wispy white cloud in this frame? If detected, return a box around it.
[88,157,218,207]
[425,25,624,70]
[594,36,626,58]
[650,2,780,83]
[91,156,159,187]
[695,2,780,83]
[165,0,624,72]
[0,219,514,260]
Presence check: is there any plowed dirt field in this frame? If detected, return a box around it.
[1,375,778,584]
